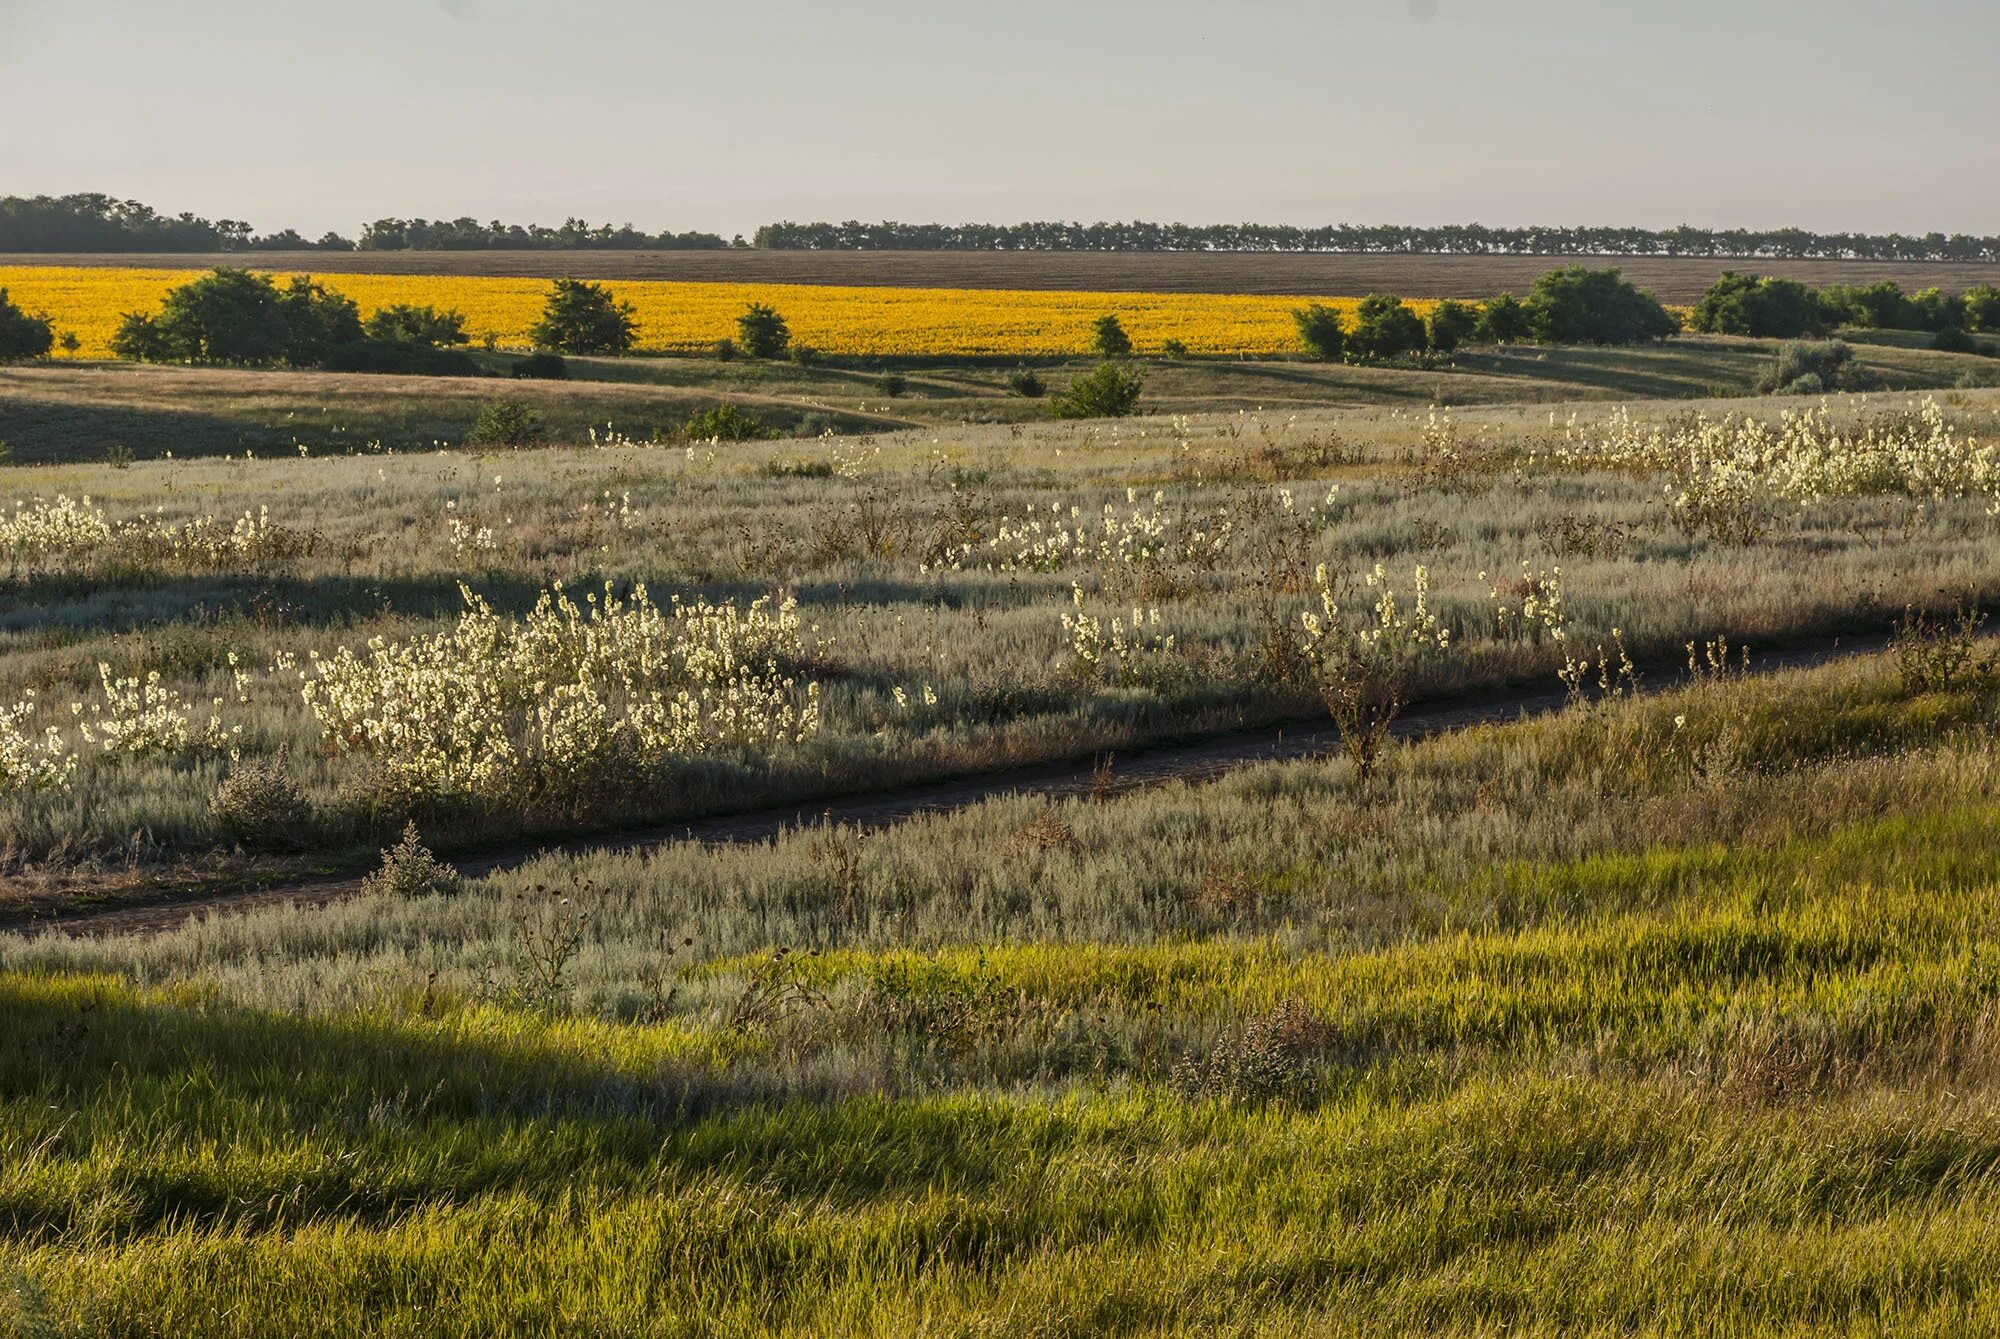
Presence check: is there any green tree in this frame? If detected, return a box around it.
[1475,292,1530,344]
[0,288,53,362]
[528,279,637,354]
[1049,362,1144,419]
[110,267,288,364]
[277,276,363,367]
[1347,294,1428,361]
[1909,287,1968,333]
[736,303,790,358]
[1427,300,1480,353]
[1690,272,1830,339]
[1291,303,1345,360]
[1091,314,1132,357]
[1524,267,1678,345]
[1965,284,2000,333]
[364,304,469,347]
[1819,281,1912,331]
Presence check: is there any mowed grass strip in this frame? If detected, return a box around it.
[0,265,1438,359]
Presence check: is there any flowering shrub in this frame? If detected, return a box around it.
[1061,585,1176,685]
[0,495,314,575]
[0,694,75,793]
[294,581,823,801]
[1299,562,1452,778]
[78,663,239,756]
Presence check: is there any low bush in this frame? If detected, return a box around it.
[1006,367,1046,398]
[680,403,775,442]
[210,756,312,850]
[1049,362,1144,419]
[511,351,569,380]
[0,287,54,362]
[1291,303,1345,361]
[468,400,546,447]
[1758,340,1853,394]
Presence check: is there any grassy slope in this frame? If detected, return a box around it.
[4,336,1996,464]
[5,654,2000,1334]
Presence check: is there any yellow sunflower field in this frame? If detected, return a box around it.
[0,265,1434,359]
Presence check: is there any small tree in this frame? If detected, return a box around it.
[1292,304,1345,361]
[1690,272,1831,339]
[1347,295,1428,361]
[737,303,790,358]
[0,289,53,363]
[468,400,546,447]
[1006,367,1046,398]
[1091,314,1132,357]
[529,279,637,354]
[277,275,363,367]
[1427,300,1481,354]
[1524,267,1678,345]
[364,304,469,347]
[1049,362,1144,419]
[1965,284,2000,333]
[1476,292,1530,344]
[1909,287,1968,334]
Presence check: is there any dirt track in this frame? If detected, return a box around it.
[14,629,1896,942]
[9,251,2000,303]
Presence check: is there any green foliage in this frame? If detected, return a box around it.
[211,757,311,850]
[467,399,546,447]
[1091,314,1132,358]
[1524,266,1679,345]
[789,343,820,366]
[877,372,908,397]
[360,820,462,899]
[1965,284,2000,333]
[1820,281,1914,331]
[1049,361,1144,418]
[1426,299,1481,353]
[711,337,737,362]
[111,267,289,365]
[1475,292,1531,343]
[1006,367,1046,398]
[1291,303,1345,361]
[363,304,469,347]
[1346,294,1428,361]
[1758,340,1853,395]
[1909,286,1968,334]
[511,351,569,380]
[320,339,480,377]
[276,276,364,367]
[0,287,53,362]
[736,304,790,359]
[680,402,776,442]
[1158,338,1189,358]
[1690,272,1832,338]
[1931,325,1978,354]
[527,279,637,355]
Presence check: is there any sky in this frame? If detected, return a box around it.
[2,0,1995,240]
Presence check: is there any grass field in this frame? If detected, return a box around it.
[4,349,2000,1331]
[9,248,2000,301]
[6,646,2000,1333]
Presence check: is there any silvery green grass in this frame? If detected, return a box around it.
[5,387,2000,1333]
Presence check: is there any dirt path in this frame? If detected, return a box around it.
[14,630,1896,941]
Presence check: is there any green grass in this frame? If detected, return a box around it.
[6,654,2000,1333]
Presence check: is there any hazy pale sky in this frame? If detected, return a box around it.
[3,0,1994,239]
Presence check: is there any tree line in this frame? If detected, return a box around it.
[752,220,2000,262]
[0,195,728,253]
[1690,272,2000,342]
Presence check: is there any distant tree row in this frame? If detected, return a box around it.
[753,220,2000,263]
[1690,272,2000,341]
[0,195,727,253]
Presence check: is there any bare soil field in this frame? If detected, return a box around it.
[9,250,2000,300]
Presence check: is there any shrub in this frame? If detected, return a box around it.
[1524,266,1679,344]
[1291,303,1345,361]
[1346,294,1427,361]
[362,821,462,899]
[1932,325,1978,354]
[1966,284,2000,333]
[1091,314,1132,357]
[1820,281,1913,331]
[1006,367,1046,398]
[1159,338,1189,358]
[321,340,480,377]
[1758,340,1853,394]
[1049,361,1144,419]
[737,303,790,358]
[1170,1001,1329,1105]
[0,288,53,362]
[276,276,364,366]
[363,304,468,347]
[210,756,311,850]
[1690,272,1832,338]
[878,372,908,397]
[711,337,737,362]
[528,278,637,354]
[680,403,775,442]
[1476,292,1531,343]
[468,399,546,447]
[1427,299,1481,353]
[511,351,569,380]
[789,343,820,367]
[1909,287,1968,334]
